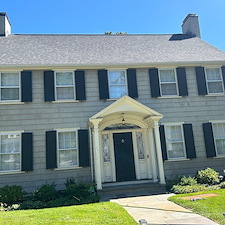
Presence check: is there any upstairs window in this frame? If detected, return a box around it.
[44,70,86,102]
[205,68,224,94]
[55,72,75,100]
[0,72,20,101]
[108,70,128,99]
[159,69,178,96]
[164,124,186,159]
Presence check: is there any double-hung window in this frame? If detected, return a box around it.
[159,69,178,96]
[205,68,224,94]
[0,72,20,101]
[55,71,75,100]
[57,130,78,168]
[0,133,21,172]
[108,70,127,99]
[212,122,225,156]
[164,124,186,159]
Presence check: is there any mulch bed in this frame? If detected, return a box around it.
[181,193,219,200]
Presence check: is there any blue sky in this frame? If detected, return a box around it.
[2,0,225,51]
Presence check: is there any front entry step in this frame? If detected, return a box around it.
[98,182,167,201]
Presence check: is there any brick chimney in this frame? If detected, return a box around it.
[0,12,11,37]
[182,14,201,38]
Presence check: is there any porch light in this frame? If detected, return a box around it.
[122,118,125,124]
[139,219,148,225]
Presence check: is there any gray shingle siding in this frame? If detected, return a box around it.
[0,67,224,191]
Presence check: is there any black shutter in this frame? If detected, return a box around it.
[46,131,57,169]
[221,66,225,90]
[195,67,207,95]
[183,124,196,159]
[21,133,33,171]
[149,68,161,97]
[75,70,86,100]
[44,71,55,101]
[127,69,138,98]
[98,70,109,100]
[21,71,32,102]
[176,68,188,96]
[202,123,216,158]
[78,129,90,167]
[159,125,168,160]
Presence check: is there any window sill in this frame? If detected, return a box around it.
[0,171,25,175]
[52,100,79,103]
[106,98,118,101]
[158,96,182,99]
[0,101,24,105]
[214,155,225,159]
[54,166,82,171]
[205,94,225,97]
[166,158,190,162]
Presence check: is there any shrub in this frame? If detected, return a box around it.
[166,175,182,191]
[171,184,207,194]
[196,167,219,185]
[0,185,26,205]
[219,181,225,189]
[19,200,47,210]
[206,184,220,191]
[33,183,58,202]
[64,183,98,201]
[64,177,76,188]
[178,176,197,186]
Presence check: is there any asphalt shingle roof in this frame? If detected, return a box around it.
[1,34,225,67]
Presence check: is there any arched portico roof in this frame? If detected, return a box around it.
[89,95,163,129]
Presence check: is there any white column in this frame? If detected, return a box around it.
[89,118,103,190]
[153,121,166,184]
[147,127,158,182]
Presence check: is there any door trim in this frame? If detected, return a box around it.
[101,128,151,183]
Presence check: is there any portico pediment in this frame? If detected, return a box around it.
[90,95,163,120]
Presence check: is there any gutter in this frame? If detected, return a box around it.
[0,61,225,70]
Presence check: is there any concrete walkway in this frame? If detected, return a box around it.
[111,193,219,224]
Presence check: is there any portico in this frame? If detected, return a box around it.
[89,96,166,190]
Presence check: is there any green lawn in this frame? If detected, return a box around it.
[169,189,225,225]
[0,202,136,225]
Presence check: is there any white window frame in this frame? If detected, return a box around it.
[56,128,79,169]
[108,70,128,99]
[205,67,225,95]
[0,131,22,172]
[159,69,179,97]
[54,71,76,101]
[211,121,225,157]
[164,123,187,160]
[0,71,21,102]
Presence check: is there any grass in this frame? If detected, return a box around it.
[0,202,136,225]
[169,189,225,225]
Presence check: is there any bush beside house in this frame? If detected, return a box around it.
[170,167,225,194]
[0,178,99,210]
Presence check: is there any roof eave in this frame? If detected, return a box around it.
[0,60,225,70]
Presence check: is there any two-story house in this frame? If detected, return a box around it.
[0,12,224,192]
